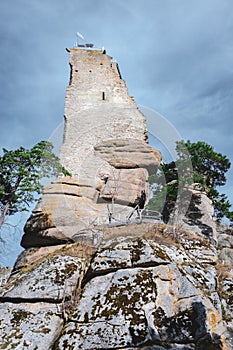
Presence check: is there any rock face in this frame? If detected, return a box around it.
[22,48,161,248]
[0,266,12,287]
[182,189,218,242]
[217,223,233,265]
[94,138,161,174]
[216,222,233,331]
[1,223,233,349]
[1,47,233,349]
[0,302,62,349]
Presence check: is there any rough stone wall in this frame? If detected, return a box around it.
[22,49,161,244]
[60,48,148,177]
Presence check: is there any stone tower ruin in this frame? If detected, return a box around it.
[22,47,161,248]
[60,48,148,176]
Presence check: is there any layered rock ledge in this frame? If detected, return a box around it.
[0,223,232,349]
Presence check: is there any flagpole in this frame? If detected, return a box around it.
[76,32,85,47]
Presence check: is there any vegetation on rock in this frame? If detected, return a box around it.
[0,141,71,229]
[147,140,233,224]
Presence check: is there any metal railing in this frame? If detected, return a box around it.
[93,208,163,227]
[141,209,163,222]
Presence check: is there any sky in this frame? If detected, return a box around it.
[0,0,233,266]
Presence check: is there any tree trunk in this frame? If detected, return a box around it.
[0,203,10,230]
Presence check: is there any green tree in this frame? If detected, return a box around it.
[0,141,71,229]
[176,140,231,188]
[147,140,233,223]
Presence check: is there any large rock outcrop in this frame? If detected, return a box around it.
[22,137,161,248]
[22,48,161,248]
[1,223,233,349]
[1,47,232,349]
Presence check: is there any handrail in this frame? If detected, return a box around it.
[141,209,162,219]
[93,208,163,227]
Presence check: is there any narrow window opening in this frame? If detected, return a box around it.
[102,92,105,100]
[69,63,73,85]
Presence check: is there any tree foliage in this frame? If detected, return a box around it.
[176,140,231,188]
[147,140,233,224]
[0,141,70,229]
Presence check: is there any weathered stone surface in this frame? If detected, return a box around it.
[22,196,133,248]
[71,228,104,247]
[24,165,146,248]
[182,189,217,241]
[22,212,71,248]
[1,223,232,349]
[218,247,233,265]
[1,255,84,302]
[0,266,12,287]
[217,222,233,267]
[13,245,67,270]
[88,238,171,275]
[43,177,97,200]
[0,302,63,350]
[55,226,230,349]
[218,234,233,248]
[53,177,92,187]
[94,138,162,174]
[60,49,148,177]
[24,211,55,235]
[218,267,233,314]
[216,221,233,346]
[99,168,149,206]
[56,263,225,349]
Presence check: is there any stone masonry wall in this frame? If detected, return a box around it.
[60,49,148,178]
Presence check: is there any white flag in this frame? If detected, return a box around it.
[76,32,85,40]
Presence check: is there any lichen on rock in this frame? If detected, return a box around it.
[1,223,232,349]
[0,302,63,350]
